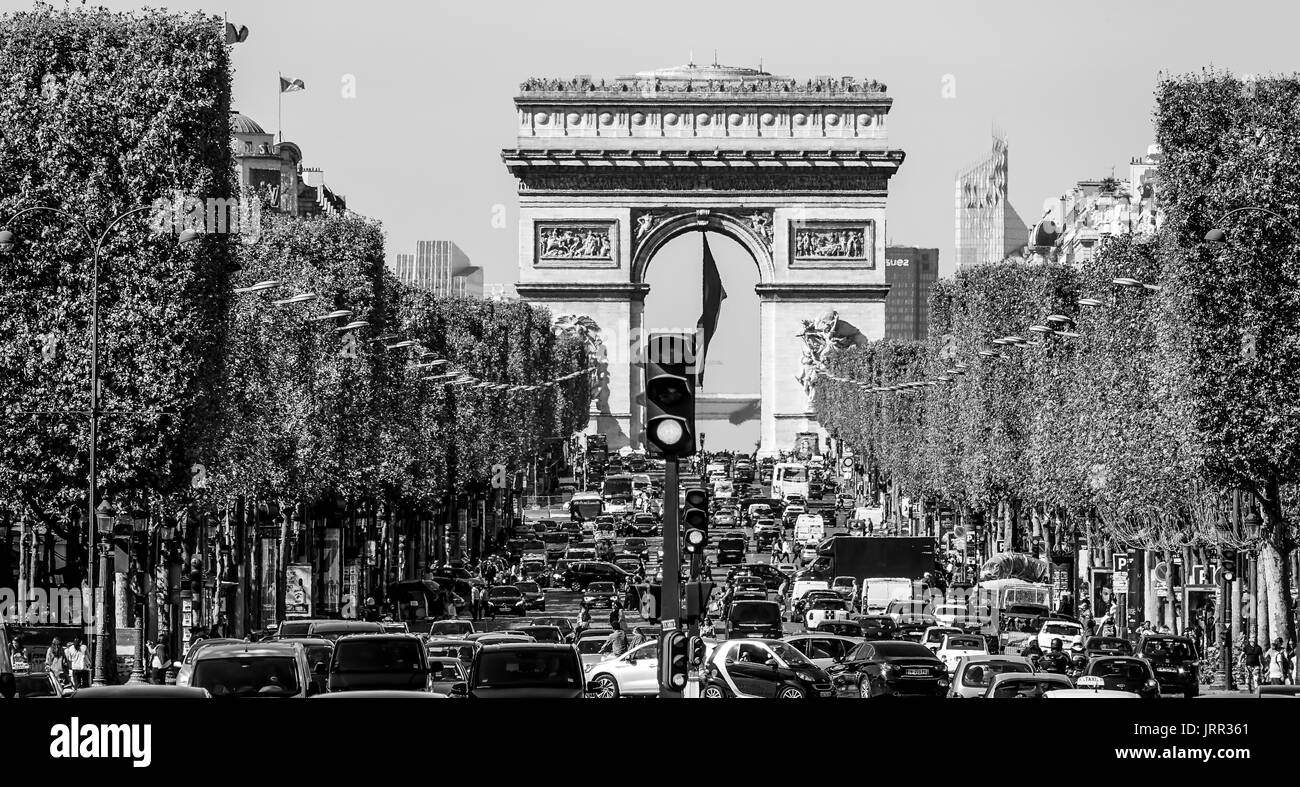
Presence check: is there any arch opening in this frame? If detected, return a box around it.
[642,229,761,453]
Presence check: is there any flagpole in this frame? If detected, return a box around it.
[278,72,283,143]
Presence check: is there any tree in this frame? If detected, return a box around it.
[1156,71,1300,641]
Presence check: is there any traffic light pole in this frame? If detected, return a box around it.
[660,457,682,698]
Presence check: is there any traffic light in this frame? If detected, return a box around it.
[688,635,706,668]
[684,580,714,622]
[1220,548,1237,582]
[659,630,689,694]
[683,487,709,554]
[643,333,696,457]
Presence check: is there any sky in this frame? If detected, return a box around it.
[13,0,1300,441]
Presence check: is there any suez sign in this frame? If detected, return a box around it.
[884,257,913,268]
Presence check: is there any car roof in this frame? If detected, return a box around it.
[194,642,304,659]
[71,685,212,698]
[313,691,447,699]
[480,643,577,652]
[333,633,424,642]
[989,671,1070,684]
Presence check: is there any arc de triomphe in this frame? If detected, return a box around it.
[504,62,906,455]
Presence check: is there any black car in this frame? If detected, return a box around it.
[703,639,834,699]
[1135,635,1199,698]
[1082,636,1133,659]
[557,561,632,592]
[453,643,592,699]
[828,640,950,698]
[854,615,899,640]
[328,634,433,693]
[630,514,659,537]
[582,581,620,609]
[486,586,529,617]
[717,536,747,565]
[613,555,644,577]
[793,590,841,620]
[623,537,650,560]
[895,613,939,642]
[724,600,783,640]
[528,617,577,643]
[1084,656,1161,698]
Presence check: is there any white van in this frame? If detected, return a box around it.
[793,513,824,544]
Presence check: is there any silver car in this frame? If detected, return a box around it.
[947,654,1037,699]
[185,641,314,698]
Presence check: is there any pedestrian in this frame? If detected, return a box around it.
[604,620,628,657]
[44,638,68,686]
[1264,638,1288,685]
[1240,636,1263,692]
[468,584,481,621]
[575,602,591,638]
[146,639,169,685]
[443,592,458,620]
[212,612,229,639]
[65,636,89,688]
[609,602,622,630]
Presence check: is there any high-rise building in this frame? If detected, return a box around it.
[884,246,939,341]
[955,134,1028,269]
[388,241,483,297]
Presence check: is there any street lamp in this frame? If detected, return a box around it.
[91,501,116,685]
[1204,206,1300,242]
[125,506,150,684]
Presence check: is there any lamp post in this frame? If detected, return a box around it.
[91,501,116,685]
[0,207,199,655]
[125,506,149,684]
[1203,206,1300,243]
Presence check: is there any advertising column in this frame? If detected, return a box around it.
[322,528,341,615]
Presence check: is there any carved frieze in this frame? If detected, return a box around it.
[631,208,774,257]
[519,170,890,193]
[534,221,619,268]
[789,220,874,267]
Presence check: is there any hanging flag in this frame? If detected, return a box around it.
[696,235,727,387]
[280,76,306,93]
[224,22,250,44]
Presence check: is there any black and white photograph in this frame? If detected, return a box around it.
[0,0,1297,769]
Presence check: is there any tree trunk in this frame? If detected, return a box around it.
[1260,479,1295,644]
[1256,556,1270,646]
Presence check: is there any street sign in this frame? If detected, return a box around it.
[1114,573,1129,594]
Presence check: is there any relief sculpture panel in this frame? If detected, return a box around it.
[789,220,874,268]
[534,221,619,267]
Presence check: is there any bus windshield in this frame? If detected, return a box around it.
[570,498,602,519]
[601,477,633,500]
[777,467,808,482]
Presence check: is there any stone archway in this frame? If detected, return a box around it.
[631,208,775,286]
[505,62,904,454]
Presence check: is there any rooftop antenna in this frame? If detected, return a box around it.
[689,49,694,67]
[713,49,719,67]
[759,57,764,72]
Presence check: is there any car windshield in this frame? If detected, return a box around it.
[277,621,313,638]
[474,650,580,688]
[945,636,984,650]
[1091,660,1150,680]
[767,641,814,668]
[925,629,956,643]
[832,578,854,587]
[491,588,522,598]
[991,678,1067,698]
[810,600,846,610]
[16,675,56,697]
[1043,623,1080,635]
[431,621,471,634]
[1087,638,1130,653]
[335,640,423,672]
[576,635,611,653]
[191,657,301,697]
[521,628,562,643]
[429,644,475,661]
[871,642,935,659]
[1141,639,1195,659]
[960,660,1031,688]
[430,660,464,681]
[515,582,540,593]
[589,582,615,593]
[730,603,780,624]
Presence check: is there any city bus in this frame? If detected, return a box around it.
[569,491,604,522]
[771,463,810,501]
[600,474,636,517]
[963,579,1054,654]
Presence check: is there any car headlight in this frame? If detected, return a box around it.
[795,672,819,683]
